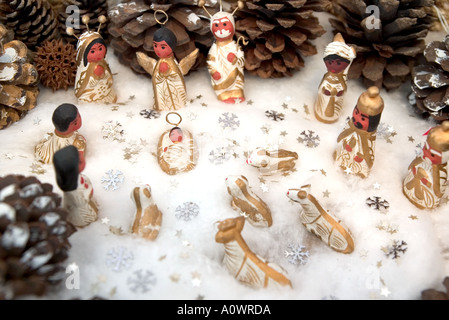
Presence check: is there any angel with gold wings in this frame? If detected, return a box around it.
[136,23,198,111]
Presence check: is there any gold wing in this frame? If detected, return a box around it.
[179,48,199,76]
[136,52,157,77]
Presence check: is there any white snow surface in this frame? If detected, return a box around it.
[1,14,449,300]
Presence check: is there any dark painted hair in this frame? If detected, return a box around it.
[52,104,79,133]
[53,145,79,192]
[83,37,106,67]
[324,54,350,64]
[153,27,177,51]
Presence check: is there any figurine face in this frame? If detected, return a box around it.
[352,106,369,131]
[212,17,234,40]
[67,112,82,133]
[87,43,106,63]
[169,127,183,143]
[324,57,350,74]
[154,40,173,58]
[423,142,443,165]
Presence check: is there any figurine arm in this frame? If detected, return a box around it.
[179,48,199,76]
[136,52,157,77]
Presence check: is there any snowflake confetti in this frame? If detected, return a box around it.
[106,247,134,272]
[376,221,399,235]
[127,269,156,293]
[140,109,161,119]
[30,162,45,175]
[377,122,396,141]
[102,121,125,142]
[123,142,142,163]
[265,110,285,121]
[285,244,309,265]
[366,196,390,211]
[297,130,320,148]
[384,240,408,260]
[175,202,200,221]
[219,112,240,130]
[101,170,124,191]
[209,146,233,165]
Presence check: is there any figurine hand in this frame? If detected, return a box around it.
[227,52,237,64]
[354,155,364,163]
[94,65,105,77]
[159,62,170,74]
[213,71,221,81]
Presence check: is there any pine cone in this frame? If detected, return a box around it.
[422,277,449,300]
[234,0,331,79]
[429,0,449,32]
[410,34,449,121]
[0,174,76,300]
[107,0,217,76]
[330,0,435,90]
[58,0,110,44]
[0,0,60,51]
[0,24,39,130]
[34,39,77,91]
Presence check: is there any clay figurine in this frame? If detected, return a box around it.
[67,15,117,104]
[226,175,272,227]
[215,216,292,289]
[403,121,449,210]
[246,148,298,176]
[200,0,246,104]
[35,103,86,166]
[130,185,163,240]
[136,10,198,111]
[53,145,98,228]
[333,86,384,178]
[287,185,354,254]
[315,33,356,124]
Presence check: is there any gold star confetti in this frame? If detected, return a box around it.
[110,287,117,297]
[303,104,310,115]
[196,94,203,99]
[233,152,239,159]
[30,162,45,175]
[282,103,288,109]
[247,100,254,105]
[243,151,249,158]
[409,215,418,220]
[280,131,288,137]
[259,177,266,184]
[261,125,271,134]
[170,273,181,283]
[109,226,125,236]
[196,295,205,300]
[408,136,415,143]
[129,95,136,100]
[158,255,167,261]
[201,103,208,107]
[377,261,383,268]
[291,108,298,113]
[323,190,330,198]
[282,171,291,177]
[320,169,327,176]
[111,105,119,111]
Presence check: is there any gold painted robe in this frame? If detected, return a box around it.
[35,131,86,164]
[152,57,186,111]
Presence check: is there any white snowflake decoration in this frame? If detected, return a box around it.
[127,269,156,293]
[106,247,134,272]
[219,112,240,130]
[175,202,200,221]
[297,130,320,148]
[101,170,124,191]
[102,121,125,142]
[285,244,309,265]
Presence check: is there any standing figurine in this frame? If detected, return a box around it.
[130,185,163,240]
[315,33,356,124]
[53,145,98,228]
[35,103,86,167]
[403,122,449,210]
[200,0,246,104]
[333,86,384,178]
[67,15,117,104]
[157,112,198,175]
[136,10,198,111]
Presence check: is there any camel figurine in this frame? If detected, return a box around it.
[130,185,162,240]
[215,216,292,289]
[246,148,298,176]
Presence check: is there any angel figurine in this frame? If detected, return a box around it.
[67,15,117,104]
[333,86,384,178]
[315,33,356,124]
[199,0,246,104]
[53,145,98,228]
[403,121,449,210]
[136,10,198,111]
[35,103,86,167]
[157,112,198,175]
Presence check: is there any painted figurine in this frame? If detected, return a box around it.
[136,11,198,111]
[67,15,117,104]
[333,86,384,178]
[226,175,272,227]
[130,185,163,240]
[287,185,354,254]
[53,145,98,228]
[215,216,292,289]
[315,33,356,124]
[246,148,298,176]
[403,121,449,210]
[200,0,246,104]
[157,112,198,175]
[35,103,86,166]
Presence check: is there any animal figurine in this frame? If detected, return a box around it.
[136,10,198,111]
[53,145,98,228]
[199,0,246,104]
[67,15,117,104]
[130,185,163,240]
[215,216,292,289]
[35,103,86,167]
[246,148,298,176]
[334,86,384,178]
[315,33,356,124]
[287,185,354,254]
[157,112,198,175]
[403,121,449,210]
[225,175,272,227]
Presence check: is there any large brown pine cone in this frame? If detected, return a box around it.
[107,0,218,76]
[0,174,76,300]
[421,277,449,300]
[234,0,331,79]
[330,0,435,91]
